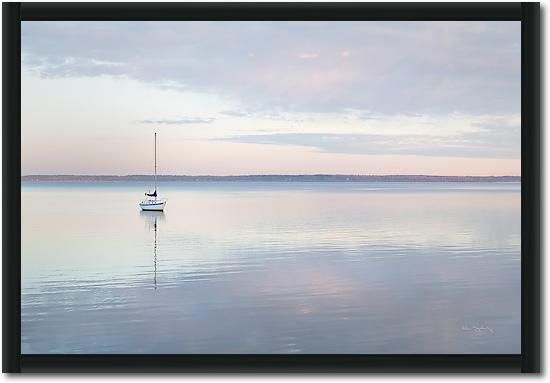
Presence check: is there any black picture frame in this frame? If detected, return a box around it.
[2,2,540,373]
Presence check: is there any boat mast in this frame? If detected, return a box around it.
[154,131,157,195]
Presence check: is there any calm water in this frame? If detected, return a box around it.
[21,182,521,354]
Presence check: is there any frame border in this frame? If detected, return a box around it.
[20,2,521,21]
[3,1,539,373]
[520,1,541,374]
[2,1,22,374]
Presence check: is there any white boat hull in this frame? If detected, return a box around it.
[139,200,166,211]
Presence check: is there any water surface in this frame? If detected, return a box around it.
[21,182,520,354]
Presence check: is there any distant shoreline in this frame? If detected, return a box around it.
[21,175,521,183]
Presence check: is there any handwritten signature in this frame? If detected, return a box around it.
[461,324,495,334]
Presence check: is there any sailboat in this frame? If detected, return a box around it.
[139,132,166,211]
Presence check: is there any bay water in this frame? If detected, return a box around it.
[21,182,520,354]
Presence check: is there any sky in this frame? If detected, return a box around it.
[21,21,521,176]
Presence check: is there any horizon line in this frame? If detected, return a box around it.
[21,174,521,178]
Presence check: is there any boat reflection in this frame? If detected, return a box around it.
[140,211,165,289]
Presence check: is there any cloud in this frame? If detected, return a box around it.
[21,21,520,116]
[220,110,250,117]
[298,52,319,59]
[219,131,519,159]
[357,111,382,120]
[139,117,215,125]
[219,109,314,123]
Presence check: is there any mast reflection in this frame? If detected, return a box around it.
[140,211,165,289]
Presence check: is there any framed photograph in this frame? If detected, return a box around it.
[3,2,540,373]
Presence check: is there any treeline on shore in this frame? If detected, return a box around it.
[22,174,521,183]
